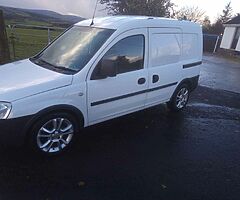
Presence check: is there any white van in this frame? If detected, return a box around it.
[0,16,202,155]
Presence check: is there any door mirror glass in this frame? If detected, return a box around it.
[99,57,117,78]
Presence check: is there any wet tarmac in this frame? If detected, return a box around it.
[0,85,239,200]
[200,54,240,93]
[0,55,239,200]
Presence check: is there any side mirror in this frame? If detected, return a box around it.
[100,58,117,78]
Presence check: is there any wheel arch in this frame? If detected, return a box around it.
[170,75,199,101]
[24,105,85,139]
[178,75,200,92]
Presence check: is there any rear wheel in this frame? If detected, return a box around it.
[167,84,190,112]
[29,112,79,156]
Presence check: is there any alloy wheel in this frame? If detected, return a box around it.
[36,118,74,153]
[176,87,189,109]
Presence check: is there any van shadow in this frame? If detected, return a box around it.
[0,104,187,160]
[74,104,186,152]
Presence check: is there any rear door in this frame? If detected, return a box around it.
[87,28,149,124]
[146,28,182,107]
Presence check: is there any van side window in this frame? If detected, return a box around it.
[91,35,145,80]
[182,34,198,60]
[151,34,181,67]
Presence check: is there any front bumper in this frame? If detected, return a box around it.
[0,115,33,146]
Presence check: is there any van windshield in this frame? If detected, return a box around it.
[31,26,114,73]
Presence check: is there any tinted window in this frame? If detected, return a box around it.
[92,35,144,79]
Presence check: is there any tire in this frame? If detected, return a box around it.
[167,84,190,112]
[28,112,79,156]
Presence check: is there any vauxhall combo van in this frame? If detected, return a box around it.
[0,16,202,155]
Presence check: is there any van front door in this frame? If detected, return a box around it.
[146,28,182,107]
[87,29,148,125]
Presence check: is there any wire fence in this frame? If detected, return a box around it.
[6,24,66,61]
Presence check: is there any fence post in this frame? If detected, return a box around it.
[0,10,10,64]
[48,28,51,44]
[213,35,220,53]
[9,30,16,59]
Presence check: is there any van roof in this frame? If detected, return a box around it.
[75,16,200,31]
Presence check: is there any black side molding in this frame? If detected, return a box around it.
[91,82,178,107]
[183,61,202,69]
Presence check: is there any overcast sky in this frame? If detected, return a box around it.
[0,0,239,22]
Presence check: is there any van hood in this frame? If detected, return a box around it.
[0,59,73,102]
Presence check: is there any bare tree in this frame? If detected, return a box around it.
[174,6,205,23]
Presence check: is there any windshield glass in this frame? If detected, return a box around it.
[31,26,114,73]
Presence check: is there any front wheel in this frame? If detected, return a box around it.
[29,112,79,156]
[167,84,190,112]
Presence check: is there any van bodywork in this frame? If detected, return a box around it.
[0,16,202,150]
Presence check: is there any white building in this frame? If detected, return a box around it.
[220,15,240,52]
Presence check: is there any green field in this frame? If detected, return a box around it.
[6,27,63,61]
[5,19,52,27]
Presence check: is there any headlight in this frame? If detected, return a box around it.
[0,102,12,119]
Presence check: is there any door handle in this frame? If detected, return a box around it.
[138,78,146,85]
[152,75,159,83]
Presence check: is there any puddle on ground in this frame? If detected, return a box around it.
[189,103,239,111]
[188,103,240,119]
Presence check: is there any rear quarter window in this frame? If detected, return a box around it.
[150,33,181,67]
[182,33,198,60]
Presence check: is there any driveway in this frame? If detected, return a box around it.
[200,54,240,93]
[0,54,239,200]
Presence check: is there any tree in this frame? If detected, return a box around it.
[174,6,205,23]
[202,16,211,33]
[209,1,233,34]
[219,1,233,24]
[100,0,174,17]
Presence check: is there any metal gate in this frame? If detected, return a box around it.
[7,24,65,61]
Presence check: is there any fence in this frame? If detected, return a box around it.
[6,24,65,61]
[203,34,222,53]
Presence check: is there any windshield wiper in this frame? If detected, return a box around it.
[33,58,77,73]
[52,65,78,73]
